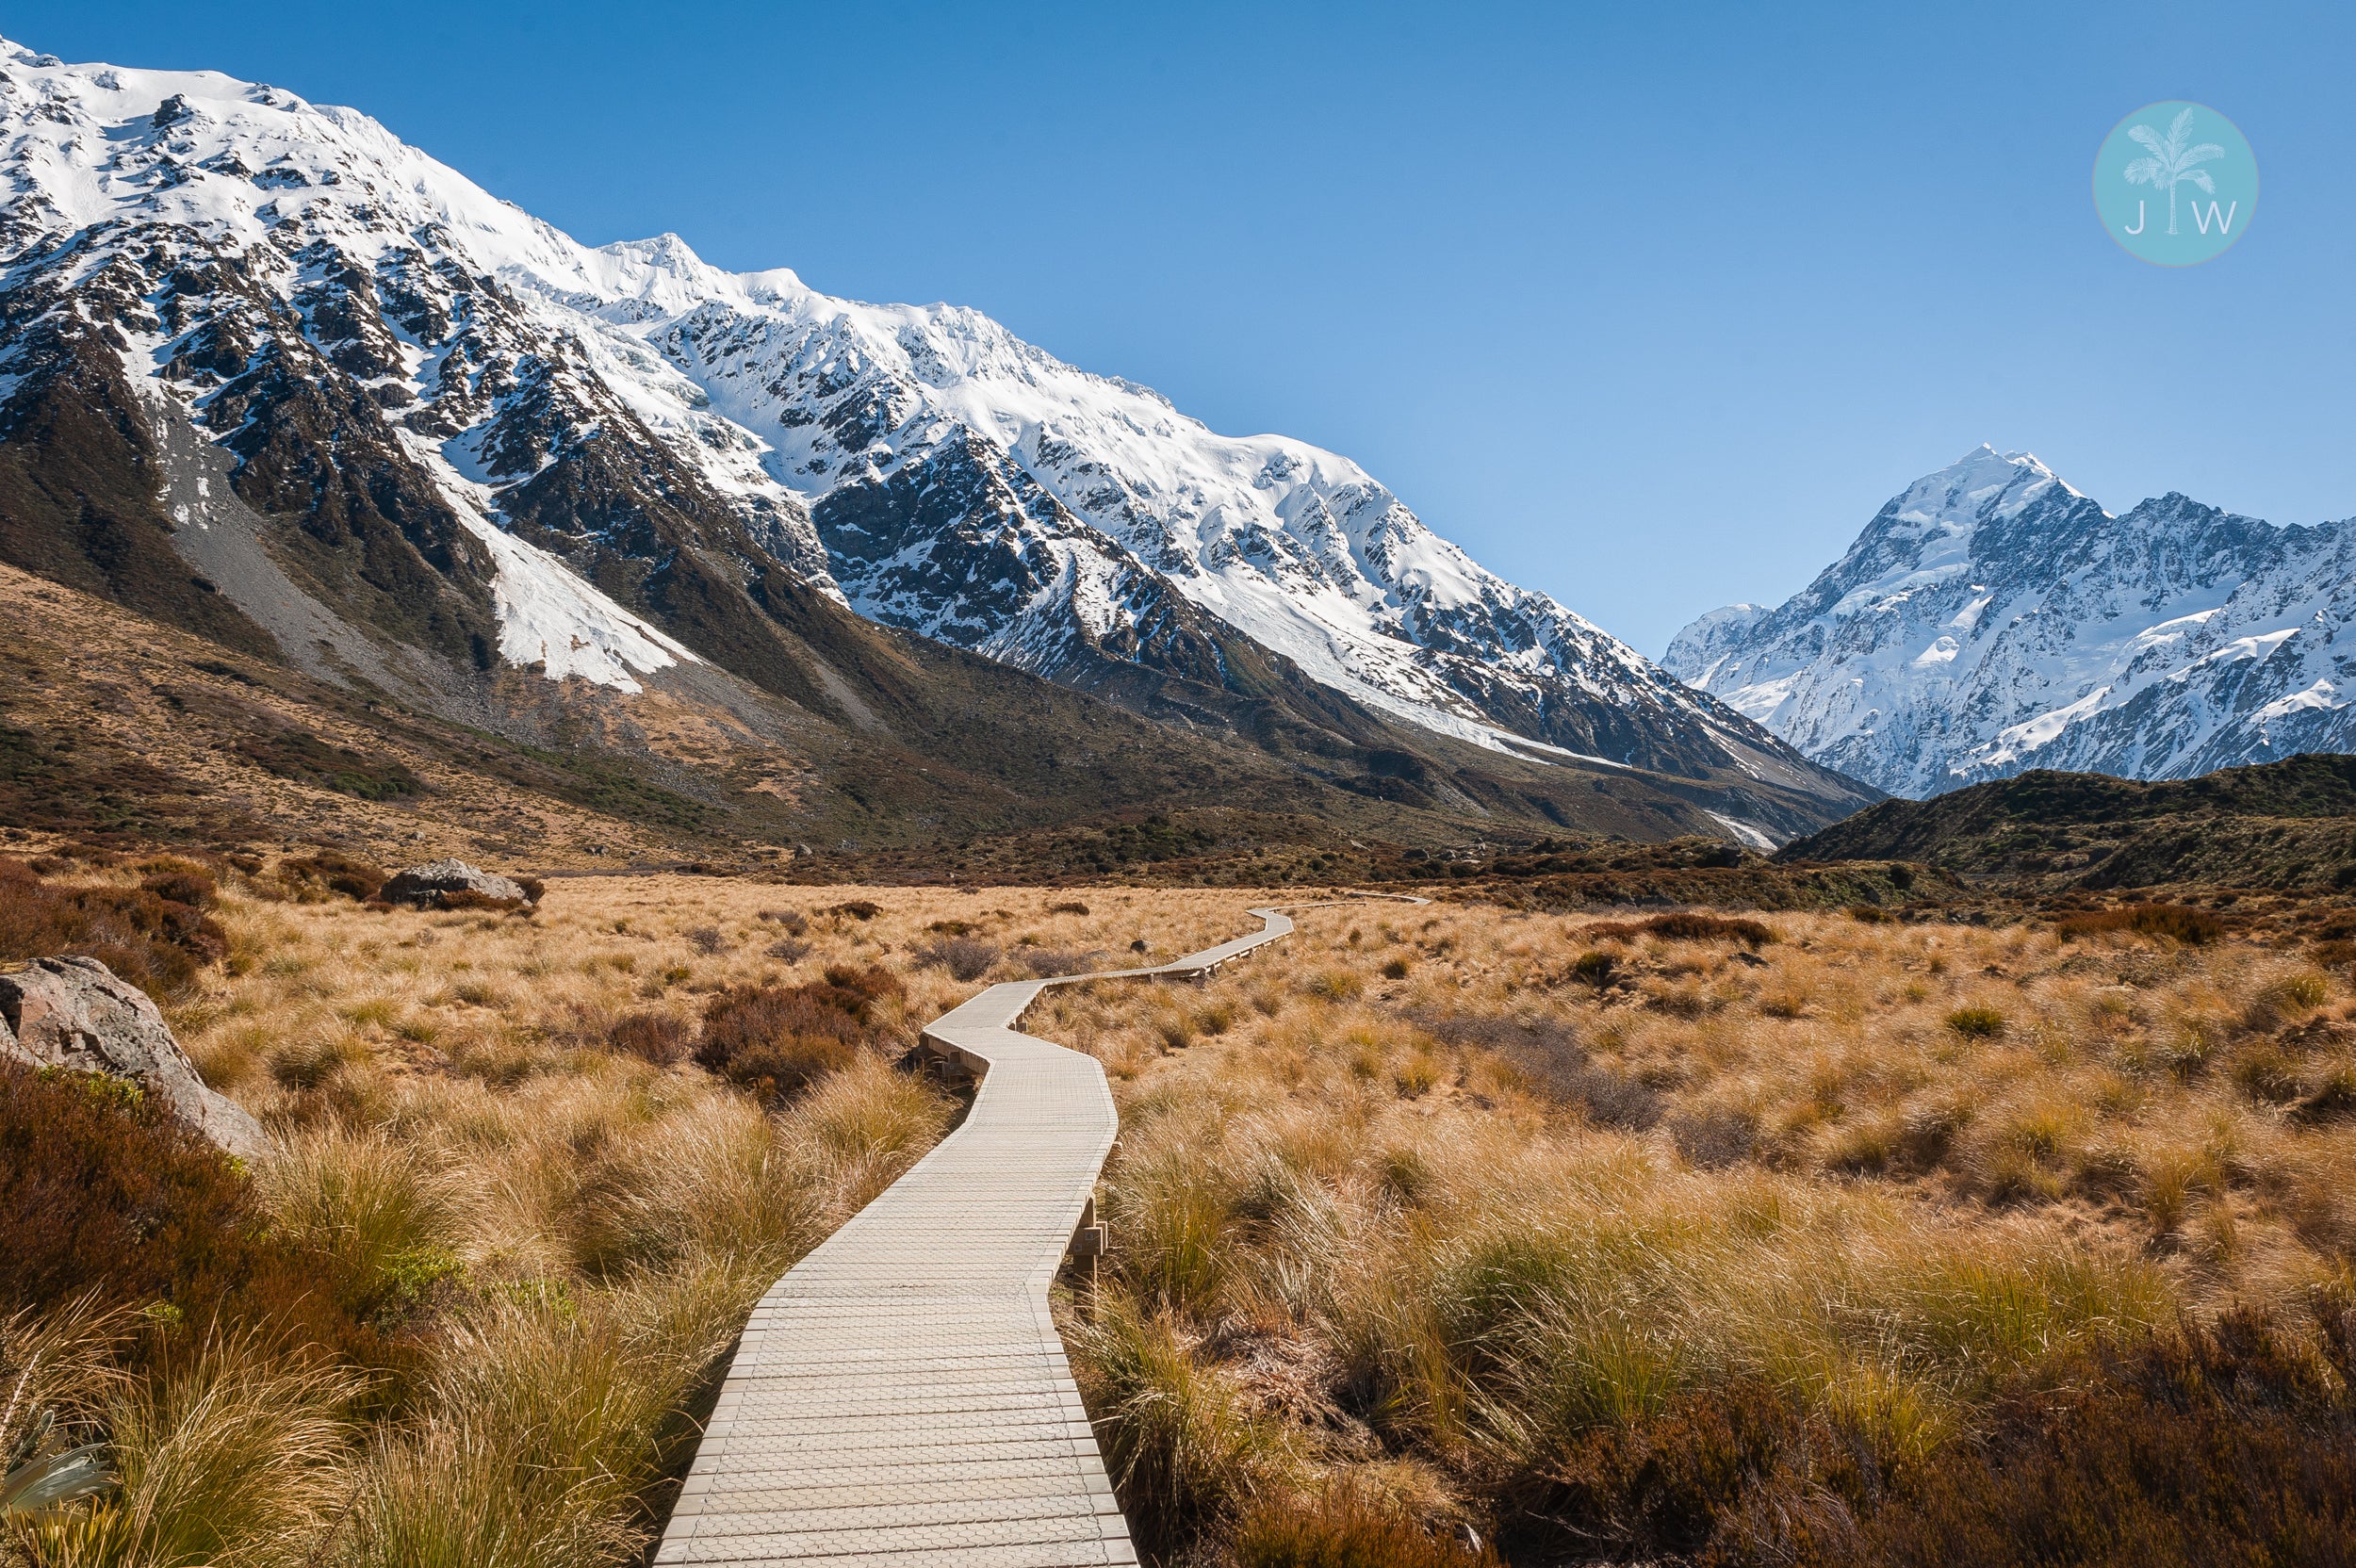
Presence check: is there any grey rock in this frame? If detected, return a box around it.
[0,956,268,1159]
[378,858,532,908]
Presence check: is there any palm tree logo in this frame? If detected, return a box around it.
[2121,107,2225,236]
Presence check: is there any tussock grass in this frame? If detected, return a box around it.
[18,873,2356,1563]
[1034,897,2356,1563]
[4,875,1067,1562]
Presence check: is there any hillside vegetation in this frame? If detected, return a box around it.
[1782,756,2356,893]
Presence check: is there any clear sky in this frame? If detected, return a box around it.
[9,2,2351,655]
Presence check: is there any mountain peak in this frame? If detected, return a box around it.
[1668,442,2354,797]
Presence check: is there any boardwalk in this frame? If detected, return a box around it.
[654,901,1406,1566]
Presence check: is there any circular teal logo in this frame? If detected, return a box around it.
[2094,102,2257,266]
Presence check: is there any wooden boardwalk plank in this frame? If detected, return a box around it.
[656,899,1416,1565]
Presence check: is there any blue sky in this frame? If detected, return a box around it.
[10,2,2351,654]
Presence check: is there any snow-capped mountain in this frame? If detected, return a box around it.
[1664,446,2356,797]
[0,39,1870,840]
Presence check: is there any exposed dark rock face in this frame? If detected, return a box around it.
[0,956,267,1157]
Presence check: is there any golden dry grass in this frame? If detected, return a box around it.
[12,874,2356,1565]
[1037,898,2356,1559]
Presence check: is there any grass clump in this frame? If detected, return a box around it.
[1227,1487,1498,1566]
[1946,1005,2007,1039]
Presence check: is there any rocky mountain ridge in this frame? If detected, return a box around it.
[1666,446,2356,797]
[0,38,1870,851]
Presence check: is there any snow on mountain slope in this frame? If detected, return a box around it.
[1664,447,2356,796]
[0,38,1855,813]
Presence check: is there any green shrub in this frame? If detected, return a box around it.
[1572,951,1616,987]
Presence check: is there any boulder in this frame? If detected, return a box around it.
[0,956,268,1159]
[378,858,533,909]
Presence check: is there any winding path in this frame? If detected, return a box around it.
[654,898,1415,1566]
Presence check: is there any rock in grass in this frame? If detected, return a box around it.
[0,956,267,1158]
[377,858,533,910]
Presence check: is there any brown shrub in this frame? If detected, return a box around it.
[826,900,882,922]
[1050,901,1092,916]
[2056,904,2224,945]
[760,908,810,936]
[0,856,227,998]
[1414,1014,1661,1130]
[695,964,905,1103]
[607,1011,692,1068]
[1518,1380,1873,1566]
[1854,1306,2356,1568]
[0,1064,256,1317]
[913,936,1001,982]
[273,849,384,903]
[0,1065,400,1375]
[1585,911,1777,949]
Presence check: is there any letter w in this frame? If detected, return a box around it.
[2191,200,2238,235]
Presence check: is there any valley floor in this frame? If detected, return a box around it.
[6,860,2356,1565]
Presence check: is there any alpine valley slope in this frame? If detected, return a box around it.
[1666,446,2356,799]
[0,37,1871,853]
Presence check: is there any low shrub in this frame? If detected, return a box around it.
[1587,912,1777,949]
[1517,1380,1873,1565]
[763,938,813,964]
[759,908,810,936]
[0,857,227,999]
[1050,901,1091,916]
[0,1064,257,1317]
[2056,903,2224,945]
[608,1011,692,1068]
[272,849,384,903]
[912,936,1001,982]
[695,965,904,1104]
[1415,1014,1661,1131]
[0,1065,391,1372]
[826,900,881,922]
[1854,1306,2356,1567]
